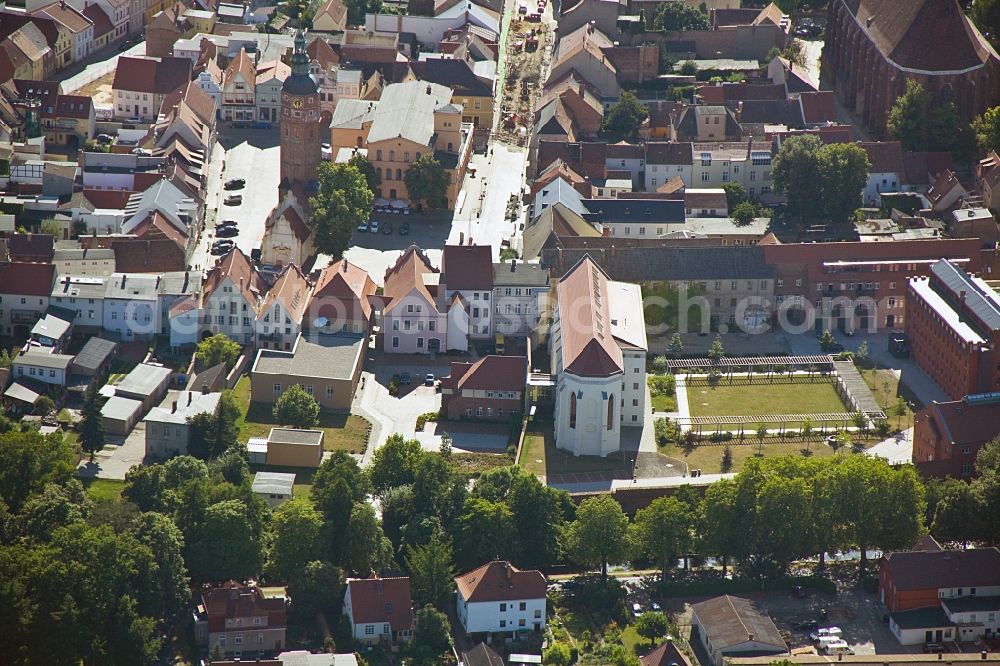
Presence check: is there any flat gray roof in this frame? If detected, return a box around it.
[268,427,324,446]
[101,395,143,421]
[252,471,296,495]
[116,363,173,397]
[252,333,364,381]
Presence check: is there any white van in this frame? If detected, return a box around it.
[816,635,842,648]
[822,641,854,655]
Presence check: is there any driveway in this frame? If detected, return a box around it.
[77,421,147,481]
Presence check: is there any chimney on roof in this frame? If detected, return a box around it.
[171,400,178,413]
[188,392,193,406]
[426,84,432,95]
[202,383,209,395]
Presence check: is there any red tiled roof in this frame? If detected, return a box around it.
[441,355,527,393]
[307,34,341,67]
[798,91,837,124]
[203,247,267,307]
[201,581,286,634]
[82,3,114,38]
[0,261,56,296]
[858,141,904,174]
[640,640,692,666]
[383,245,439,313]
[556,255,623,377]
[224,47,255,91]
[442,244,493,291]
[311,258,376,323]
[83,188,134,209]
[455,561,546,603]
[111,238,186,273]
[347,577,414,631]
[843,0,996,72]
[113,56,192,95]
[922,399,1000,447]
[259,263,310,324]
[881,546,1000,591]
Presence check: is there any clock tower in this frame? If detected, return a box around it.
[279,30,322,189]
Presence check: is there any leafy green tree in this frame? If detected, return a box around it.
[210,445,250,485]
[266,499,324,582]
[404,154,451,210]
[80,383,105,461]
[699,478,738,575]
[186,499,265,582]
[772,134,823,218]
[887,79,930,151]
[348,152,381,191]
[667,332,684,357]
[544,642,573,666]
[273,384,320,428]
[755,424,768,455]
[601,91,649,140]
[369,434,425,494]
[818,329,836,352]
[309,161,374,256]
[189,392,241,460]
[679,60,698,76]
[0,348,11,369]
[565,494,630,580]
[164,455,209,487]
[456,497,515,569]
[132,511,189,619]
[971,0,1000,41]
[973,105,1000,154]
[722,182,747,209]
[39,218,62,237]
[854,341,869,368]
[732,201,758,227]
[288,560,344,620]
[707,334,725,365]
[931,479,984,544]
[122,464,169,513]
[197,333,241,369]
[343,502,394,575]
[411,604,452,663]
[891,397,908,430]
[406,531,455,611]
[632,496,692,581]
[509,471,570,568]
[18,481,88,541]
[817,142,870,223]
[634,611,669,644]
[653,2,709,30]
[0,430,75,512]
[34,395,54,415]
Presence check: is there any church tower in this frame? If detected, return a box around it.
[279,30,322,189]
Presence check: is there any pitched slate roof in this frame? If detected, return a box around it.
[843,0,997,72]
[463,643,504,666]
[455,561,546,603]
[930,258,1000,331]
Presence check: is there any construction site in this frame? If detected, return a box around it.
[497,9,554,145]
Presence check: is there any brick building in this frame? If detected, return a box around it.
[194,581,287,658]
[822,0,1000,138]
[905,259,1000,400]
[440,355,528,421]
[913,395,1000,478]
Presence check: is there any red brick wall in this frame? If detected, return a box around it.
[905,282,980,400]
[441,394,522,421]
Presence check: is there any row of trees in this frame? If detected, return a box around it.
[564,454,927,583]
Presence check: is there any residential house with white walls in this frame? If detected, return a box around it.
[455,561,547,635]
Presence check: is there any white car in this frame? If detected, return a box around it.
[810,627,843,642]
[369,219,379,233]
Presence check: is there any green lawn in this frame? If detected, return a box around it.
[83,478,125,501]
[686,377,848,417]
[233,376,371,454]
[862,368,920,432]
[651,394,677,412]
[441,451,514,478]
[659,438,838,474]
[519,419,625,477]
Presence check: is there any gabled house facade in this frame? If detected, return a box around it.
[343,577,414,646]
[306,258,377,337]
[381,246,448,354]
[455,561,546,635]
[199,249,267,345]
[194,581,287,658]
[222,47,256,122]
[441,244,494,346]
[440,355,527,421]
[255,263,310,351]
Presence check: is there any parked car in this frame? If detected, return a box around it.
[219,219,238,228]
[224,178,245,190]
[424,373,435,386]
[400,372,411,385]
[810,627,843,642]
[792,620,818,632]
[216,226,239,238]
[369,219,379,233]
[356,221,368,232]
[211,239,235,255]
[632,603,642,618]
[399,222,410,235]
[224,194,242,206]
[924,643,946,654]
[381,221,393,234]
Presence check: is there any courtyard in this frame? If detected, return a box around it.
[686,375,850,419]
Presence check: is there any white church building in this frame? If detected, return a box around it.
[550,255,647,457]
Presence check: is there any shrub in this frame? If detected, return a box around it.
[647,374,676,397]
[654,418,681,445]
[415,411,439,431]
[650,355,668,374]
